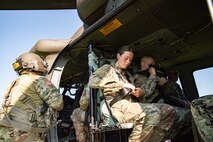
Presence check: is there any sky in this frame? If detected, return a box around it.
[0,10,82,103]
[0,9,213,104]
[194,67,213,96]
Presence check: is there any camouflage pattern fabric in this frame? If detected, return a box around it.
[70,85,90,142]
[111,99,159,141]
[89,64,180,142]
[133,72,160,103]
[71,108,89,142]
[0,74,63,141]
[79,85,90,111]
[133,72,191,140]
[30,74,63,111]
[150,103,177,140]
[2,74,63,112]
[139,103,190,142]
[89,64,124,96]
[191,95,213,142]
[0,126,45,142]
[161,106,191,140]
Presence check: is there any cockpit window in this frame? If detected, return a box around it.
[193,67,213,97]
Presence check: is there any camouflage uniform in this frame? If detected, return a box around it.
[191,95,213,142]
[71,86,89,142]
[0,74,63,142]
[133,71,160,103]
[133,71,192,140]
[89,64,179,142]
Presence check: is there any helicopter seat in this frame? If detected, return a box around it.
[92,92,133,142]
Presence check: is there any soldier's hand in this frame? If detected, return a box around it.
[158,77,167,86]
[123,83,135,91]
[149,67,156,75]
[103,88,120,95]
[131,88,144,98]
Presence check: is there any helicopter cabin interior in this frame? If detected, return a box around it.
[27,0,213,141]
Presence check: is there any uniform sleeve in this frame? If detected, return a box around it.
[34,77,63,111]
[139,75,158,98]
[79,85,89,110]
[89,65,123,91]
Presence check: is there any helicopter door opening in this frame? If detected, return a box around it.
[206,0,213,22]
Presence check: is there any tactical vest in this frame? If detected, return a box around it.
[0,76,56,133]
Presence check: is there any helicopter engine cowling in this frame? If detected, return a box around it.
[77,0,106,26]
[77,0,127,26]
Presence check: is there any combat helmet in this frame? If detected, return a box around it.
[12,52,48,75]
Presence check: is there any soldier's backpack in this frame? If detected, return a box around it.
[0,78,56,133]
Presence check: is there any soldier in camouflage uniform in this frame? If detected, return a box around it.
[191,95,213,142]
[133,57,190,108]
[0,53,63,142]
[133,55,167,103]
[133,56,192,140]
[89,46,180,142]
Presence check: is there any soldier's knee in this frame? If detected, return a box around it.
[73,121,84,130]
[146,106,161,126]
[71,108,86,122]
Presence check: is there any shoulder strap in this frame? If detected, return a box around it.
[109,89,131,107]
[0,107,50,133]
[3,79,20,107]
[6,113,50,133]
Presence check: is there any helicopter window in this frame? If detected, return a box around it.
[193,67,213,97]
[206,0,213,22]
